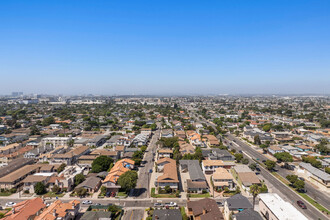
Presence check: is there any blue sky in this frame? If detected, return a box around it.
[0,0,329,95]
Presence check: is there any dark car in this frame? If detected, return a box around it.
[216,202,223,206]
[297,200,307,209]
[298,188,307,193]
[256,167,261,171]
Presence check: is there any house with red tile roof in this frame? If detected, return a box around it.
[3,197,46,220]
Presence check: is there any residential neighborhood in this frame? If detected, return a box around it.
[0,95,328,219]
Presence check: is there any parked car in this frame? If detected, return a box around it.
[216,202,223,206]
[165,202,177,207]
[298,188,307,193]
[297,200,307,209]
[154,203,163,207]
[5,202,16,207]
[298,177,305,181]
[94,203,101,206]
[82,200,92,205]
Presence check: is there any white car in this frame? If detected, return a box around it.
[5,202,16,207]
[82,200,92,205]
[165,202,177,207]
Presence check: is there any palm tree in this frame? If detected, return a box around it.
[250,184,261,209]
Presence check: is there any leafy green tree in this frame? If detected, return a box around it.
[118,171,138,192]
[74,174,85,186]
[250,184,260,209]
[92,156,114,173]
[286,175,298,184]
[150,123,157,131]
[30,125,40,135]
[254,135,261,145]
[108,205,121,214]
[75,187,87,197]
[325,167,330,174]
[42,116,55,126]
[260,183,268,193]
[294,180,305,191]
[274,152,293,162]
[35,182,47,195]
[264,160,276,170]
[242,158,249,164]
[57,163,66,173]
[249,163,257,171]
[164,185,171,193]
[302,156,322,168]
[52,185,61,194]
[262,124,271,132]
[234,153,243,163]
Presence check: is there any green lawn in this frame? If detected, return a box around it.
[150,188,177,198]
[271,172,330,215]
[0,192,12,196]
[117,192,127,197]
[223,192,237,197]
[188,193,210,198]
[180,207,188,220]
[42,192,64,197]
[298,192,330,215]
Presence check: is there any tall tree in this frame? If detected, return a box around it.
[118,171,138,192]
[92,156,113,173]
[250,184,261,209]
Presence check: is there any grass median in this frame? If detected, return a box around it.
[271,172,330,215]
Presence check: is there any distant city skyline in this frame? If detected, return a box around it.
[1,1,330,94]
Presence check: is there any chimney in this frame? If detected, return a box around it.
[12,208,15,214]
[53,209,57,217]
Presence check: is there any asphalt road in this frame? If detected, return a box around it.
[131,124,160,198]
[226,134,330,210]
[122,209,144,220]
[225,134,329,220]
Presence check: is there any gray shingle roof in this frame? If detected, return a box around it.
[225,194,253,210]
[180,160,205,181]
[299,162,330,181]
[233,209,263,220]
[81,211,112,220]
[152,209,182,220]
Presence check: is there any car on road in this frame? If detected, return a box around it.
[165,202,177,207]
[5,202,16,207]
[255,172,260,175]
[82,200,92,205]
[94,203,101,206]
[298,177,305,181]
[297,200,307,209]
[154,203,163,207]
[262,160,266,163]
[298,188,307,193]
[256,167,261,171]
